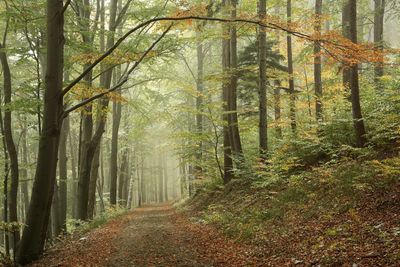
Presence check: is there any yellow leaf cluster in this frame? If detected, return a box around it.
[69,83,128,104]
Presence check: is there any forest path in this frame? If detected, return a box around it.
[106,203,215,267]
[30,203,260,267]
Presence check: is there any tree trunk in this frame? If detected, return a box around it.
[127,152,135,209]
[0,104,10,256]
[122,154,130,205]
[342,1,351,92]
[69,127,78,219]
[273,82,282,139]
[157,153,164,203]
[195,33,204,177]
[140,157,146,204]
[77,95,93,220]
[374,0,385,86]
[229,0,243,156]
[77,0,118,219]
[258,0,268,157]
[51,183,62,237]
[21,121,30,222]
[76,0,95,221]
[222,0,233,184]
[58,115,69,232]
[97,149,106,213]
[348,0,367,147]
[0,39,20,254]
[163,155,168,201]
[105,0,119,206]
[314,0,323,122]
[17,0,65,263]
[110,101,122,205]
[287,0,296,133]
[88,144,100,219]
[118,149,128,206]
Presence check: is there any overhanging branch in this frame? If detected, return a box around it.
[60,15,308,98]
[64,24,173,116]
[61,14,380,99]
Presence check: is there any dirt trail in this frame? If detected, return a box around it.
[107,204,215,267]
[29,204,260,267]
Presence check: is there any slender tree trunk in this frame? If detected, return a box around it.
[229,0,243,156]
[97,149,106,213]
[0,40,20,254]
[76,0,95,221]
[51,183,62,237]
[258,0,268,157]
[140,158,146,204]
[88,144,100,219]
[163,155,168,201]
[69,128,78,218]
[273,15,283,140]
[104,0,119,206]
[314,0,323,122]
[118,149,128,206]
[342,1,351,92]
[374,0,385,86]
[17,0,65,263]
[77,96,93,220]
[122,153,130,205]
[88,0,105,219]
[21,120,30,222]
[0,104,10,256]
[127,152,135,209]
[348,0,367,147]
[157,152,164,203]
[58,115,69,232]
[287,0,296,133]
[195,33,204,177]
[222,0,233,184]
[273,82,282,139]
[110,101,122,205]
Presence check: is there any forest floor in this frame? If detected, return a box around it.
[27,157,400,267]
[28,203,263,267]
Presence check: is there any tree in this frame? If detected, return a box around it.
[222,0,234,184]
[258,0,268,158]
[17,0,65,263]
[0,15,20,254]
[374,0,385,86]
[195,31,204,177]
[228,0,243,157]
[58,116,69,232]
[348,0,367,147]
[108,0,122,206]
[76,0,101,220]
[314,0,323,122]
[342,0,351,91]
[287,0,296,133]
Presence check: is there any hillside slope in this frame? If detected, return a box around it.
[184,157,400,266]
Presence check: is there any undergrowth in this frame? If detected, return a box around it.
[188,153,400,241]
[67,206,127,234]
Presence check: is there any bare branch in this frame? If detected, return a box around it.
[62,0,72,14]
